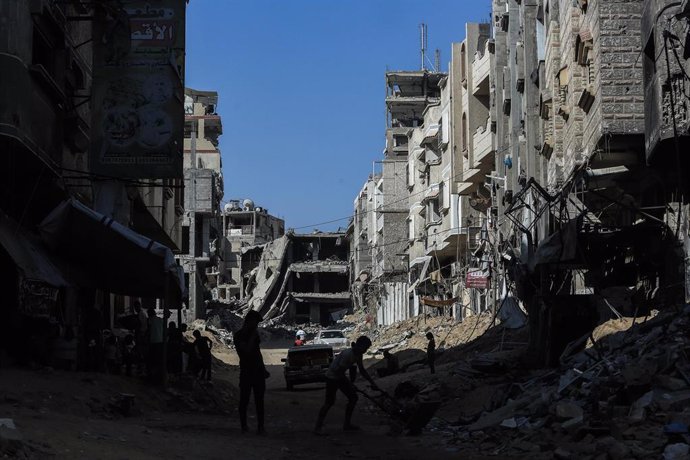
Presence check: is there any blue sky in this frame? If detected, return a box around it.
[185,0,491,231]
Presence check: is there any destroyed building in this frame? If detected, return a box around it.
[243,232,351,325]
[350,175,379,310]
[216,200,284,301]
[177,88,224,321]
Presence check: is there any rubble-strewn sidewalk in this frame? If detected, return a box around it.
[352,306,690,459]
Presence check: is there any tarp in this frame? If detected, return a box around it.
[421,297,459,308]
[528,217,579,272]
[498,279,527,329]
[39,199,184,299]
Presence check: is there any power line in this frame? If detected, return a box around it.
[292,144,514,230]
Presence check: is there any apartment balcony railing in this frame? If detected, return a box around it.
[472,119,495,167]
[422,183,440,203]
[228,225,254,236]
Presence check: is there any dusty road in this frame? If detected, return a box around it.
[0,342,465,459]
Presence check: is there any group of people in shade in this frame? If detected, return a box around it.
[233,310,438,434]
[118,302,213,381]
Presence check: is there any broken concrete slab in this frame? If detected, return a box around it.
[555,401,584,420]
[663,443,690,460]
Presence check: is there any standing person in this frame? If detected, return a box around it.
[233,310,269,434]
[193,330,213,381]
[314,336,378,434]
[147,308,164,382]
[426,332,436,374]
[122,334,136,377]
[167,322,183,375]
[179,324,191,373]
[133,301,148,375]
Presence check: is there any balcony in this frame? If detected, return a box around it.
[228,225,254,237]
[472,45,491,96]
[421,123,439,146]
[376,213,384,233]
[472,119,495,167]
[422,183,440,203]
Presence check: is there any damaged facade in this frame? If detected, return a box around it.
[241,232,351,326]
[351,0,690,366]
[178,88,224,321]
[216,200,284,302]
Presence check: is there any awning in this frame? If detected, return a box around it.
[0,211,70,287]
[131,195,180,251]
[39,199,184,300]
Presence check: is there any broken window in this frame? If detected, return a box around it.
[393,135,408,147]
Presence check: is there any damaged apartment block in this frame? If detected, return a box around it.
[216,199,284,302]
[241,232,351,326]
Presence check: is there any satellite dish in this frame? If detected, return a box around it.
[243,199,255,210]
[223,203,233,213]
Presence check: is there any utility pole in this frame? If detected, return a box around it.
[188,119,198,321]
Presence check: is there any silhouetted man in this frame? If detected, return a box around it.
[234,310,269,434]
[315,336,378,434]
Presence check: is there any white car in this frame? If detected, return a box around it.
[314,329,349,352]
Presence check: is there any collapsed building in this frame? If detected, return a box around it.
[242,232,351,325]
[215,199,284,302]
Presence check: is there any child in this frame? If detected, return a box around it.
[122,334,136,377]
[426,332,436,374]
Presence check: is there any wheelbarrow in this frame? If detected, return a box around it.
[356,386,441,435]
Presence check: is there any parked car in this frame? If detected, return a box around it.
[282,344,334,390]
[313,329,349,352]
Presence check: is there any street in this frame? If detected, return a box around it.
[0,344,465,460]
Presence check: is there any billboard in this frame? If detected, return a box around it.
[91,1,186,178]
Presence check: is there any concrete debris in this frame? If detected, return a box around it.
[664,443,690,460]
[555,401,583,421]
[417,305,690,458]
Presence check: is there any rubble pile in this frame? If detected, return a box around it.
[342,310,497,356]
[434,306,690,459]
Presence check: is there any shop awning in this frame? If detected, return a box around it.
[131,195,180,252]
[0,211,71,287]
[39,199,184,300]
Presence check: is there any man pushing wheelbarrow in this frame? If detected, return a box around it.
[314,335,440,435]
[314,336,379,434]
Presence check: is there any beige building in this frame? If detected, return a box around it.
[217,200,285,301]
[179,88,224,320]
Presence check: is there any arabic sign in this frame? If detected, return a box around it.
[466,270,490,289]
[91,1,186,178]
